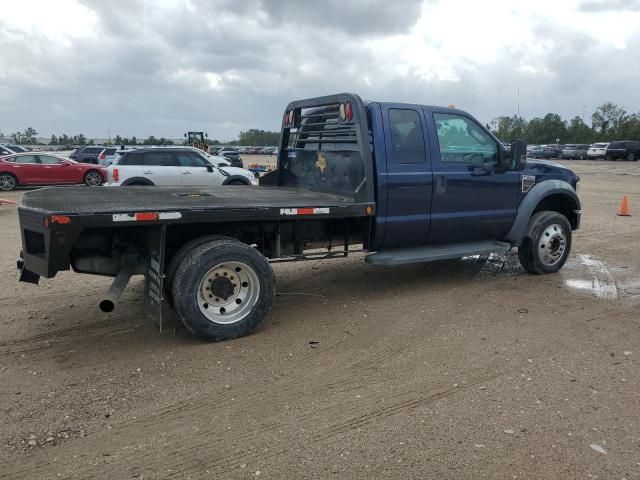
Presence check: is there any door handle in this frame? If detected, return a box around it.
[182,171,191,175]
[143,171,153,174]
[435,175,446,194]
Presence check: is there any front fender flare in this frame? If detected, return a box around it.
[505,179,581,246]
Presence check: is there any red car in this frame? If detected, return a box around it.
[0,152,106,191]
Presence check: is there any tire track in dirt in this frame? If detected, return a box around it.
[3,303,637,479]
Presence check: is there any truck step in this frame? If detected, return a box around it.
[365,241,512,266]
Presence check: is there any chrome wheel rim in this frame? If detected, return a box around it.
[538,223,567,266]
[197,261,260,325]
[0,174,15,191]
[85,172,102,186]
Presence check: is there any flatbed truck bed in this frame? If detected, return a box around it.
[20,185,373,222]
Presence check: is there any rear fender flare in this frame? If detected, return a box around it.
[505,179,580,246]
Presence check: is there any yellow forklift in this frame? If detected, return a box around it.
[184,132,208,151]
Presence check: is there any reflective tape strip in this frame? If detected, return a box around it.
[112,212,182,222]
[280,207,330,216]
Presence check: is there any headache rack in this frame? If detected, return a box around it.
[263,93,375,204]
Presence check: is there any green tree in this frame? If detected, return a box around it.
[23,127,38,143]
[130,136,138,145]
[490,115,528,142]
[77,134,86,146]
[592,102,627,140]
[87,138,95,145]
[49,134,58,145]
[565,116,594,144]
[238,129,279,146]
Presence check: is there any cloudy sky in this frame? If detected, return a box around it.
[1,0,640,141]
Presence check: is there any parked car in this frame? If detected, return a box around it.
[528,145,545,158]
[0,152,106,191]
[1,144,30,153]
[98,147,122,167]
[0,145,15,157]
[69,146,107,164]
[216,148,243,167]
[605,141,640,161]
[105,147,256,187]
[587,143,609,160]
[542,144,565,159]
[561,144,589,160]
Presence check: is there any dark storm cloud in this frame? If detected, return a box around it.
[578,0,640,12]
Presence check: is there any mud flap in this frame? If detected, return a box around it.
[143,225,166,331]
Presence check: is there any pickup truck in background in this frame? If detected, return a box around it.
[17,93,581,340]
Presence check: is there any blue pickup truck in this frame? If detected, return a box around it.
[17,93,580,340]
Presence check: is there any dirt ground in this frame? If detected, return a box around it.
[1,160,639,479]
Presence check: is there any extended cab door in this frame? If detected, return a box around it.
[380,104,432,247]
[426,108,519,244]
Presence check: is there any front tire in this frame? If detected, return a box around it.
[84,170,103,186]
[0,173,17,191]
[518,211,572,275]
[171,238,275,340]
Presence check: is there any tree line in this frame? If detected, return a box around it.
[490,102,640,144]
[8,101,638,148]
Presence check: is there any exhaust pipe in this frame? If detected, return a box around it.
[99,265,133,312]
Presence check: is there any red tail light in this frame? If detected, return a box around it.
[283,112,289,126]
[98,153,105,160]
[113,168,119,182]
[345,102,353,121]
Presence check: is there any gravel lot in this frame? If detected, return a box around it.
[1,160,639,479]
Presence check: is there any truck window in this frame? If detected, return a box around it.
[389,109,425,164]
[433,113,498,165]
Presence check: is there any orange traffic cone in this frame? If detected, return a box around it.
[0,198,16,205]
[617,195,630,216]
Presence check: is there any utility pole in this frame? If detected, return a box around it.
[517,88,520,117]
[582,105,586,122]
[108,129,111,145]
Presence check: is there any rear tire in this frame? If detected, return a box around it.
[164,235,226,306]
[172,238,275,340]
[84,170,103,186]
[628,153,635,161]
[0,173,17,191]
[518,211,572,275]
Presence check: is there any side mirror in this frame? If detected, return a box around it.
[510,140,527,170]
[206,164,214,172]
